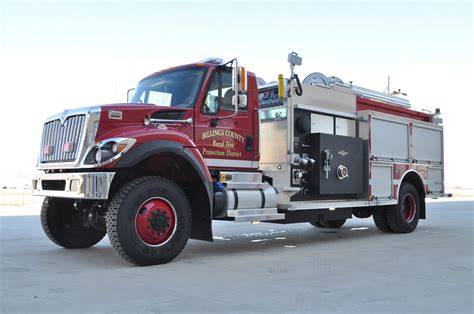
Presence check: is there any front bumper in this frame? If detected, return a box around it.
[32,172,115,200]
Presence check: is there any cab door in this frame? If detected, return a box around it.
[194,69,257,171]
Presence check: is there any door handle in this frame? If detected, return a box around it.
[245,136,253,152]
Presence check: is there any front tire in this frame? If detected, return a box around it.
[310,219,346,229]
[106,176,192,266]
[386,183,421,233]
[41,197,106,248]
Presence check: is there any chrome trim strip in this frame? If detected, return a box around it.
[43,106,101,123]
[278,199,398,211]
[204,158,257,168]
[149,117,193,125]
[32,172,115,200]
[80,137,136,168]
[225,182,269,190]
[352,85,411,108]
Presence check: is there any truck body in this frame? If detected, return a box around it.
[33,55,447,265]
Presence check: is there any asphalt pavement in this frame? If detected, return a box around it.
[1,200,473,313]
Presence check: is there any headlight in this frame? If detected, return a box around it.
[83,137,136,166]
[94,148,102,163]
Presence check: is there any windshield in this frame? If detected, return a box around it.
[131,67,207,108]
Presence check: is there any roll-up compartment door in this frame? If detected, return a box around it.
[371,164,393,198]
[413,126,443,163]
[371,118,409,161]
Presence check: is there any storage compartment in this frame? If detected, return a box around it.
[413,126,443,163]
[308,133,364,195]
[371,164,393,198]
[428,167,443,193]
[371,117,409,161]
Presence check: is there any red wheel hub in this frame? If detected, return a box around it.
[135,198,176,246]
[402,194,416,223]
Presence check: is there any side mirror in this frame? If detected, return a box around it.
[232,94,247,108]
[127,88,136,102]
[232,63,247,110]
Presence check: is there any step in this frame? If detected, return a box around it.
[226,182,269,189]
[233,213,285,223]
[227,208,280,217]
[227,207,285,223]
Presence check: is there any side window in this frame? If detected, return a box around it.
[202,73,220,114]
[221,71,235,111]
[222,70,247,111]
[201,70,247,115]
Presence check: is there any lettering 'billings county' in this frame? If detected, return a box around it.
[202,129,244,143]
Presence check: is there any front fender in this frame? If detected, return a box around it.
[115,140,211,183]
[97,126,195,148]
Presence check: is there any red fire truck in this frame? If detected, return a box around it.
[33,53,447,265]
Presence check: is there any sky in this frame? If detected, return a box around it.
[0,0,472,188]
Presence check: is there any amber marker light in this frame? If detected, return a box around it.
[219,173,227,182]
[112,143,128,154]
[240,67,246,90]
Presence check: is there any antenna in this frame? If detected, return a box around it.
[382,75,390,94]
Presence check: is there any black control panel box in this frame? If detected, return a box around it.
[308,133,365,195]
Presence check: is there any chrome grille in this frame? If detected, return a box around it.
[40,115,86,163]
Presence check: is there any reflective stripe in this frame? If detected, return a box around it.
[204,158,257,168]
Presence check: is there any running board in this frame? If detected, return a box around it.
[227,208,285,223]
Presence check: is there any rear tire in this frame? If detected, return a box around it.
[372,206,393,233]
[310,219,346,229]
[41,197,106,248]
[386,183,421,233]
[106,176,192,266]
